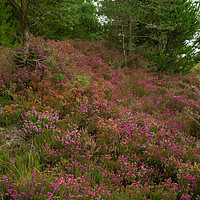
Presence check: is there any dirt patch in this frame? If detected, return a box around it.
[0,124,25,148]
[0,103,25,148]
[0,103,3,115]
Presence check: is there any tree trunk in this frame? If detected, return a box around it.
[121,16,126,67]
[11,0,30,66]
[21,0,29,62]
[127,14,132,64]
[11,0,30,52]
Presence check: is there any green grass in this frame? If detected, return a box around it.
[0,95,15,106]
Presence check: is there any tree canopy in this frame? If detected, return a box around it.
[98,0,200,73]
[1,0,200,73]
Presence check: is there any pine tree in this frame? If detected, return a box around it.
[99,0,200,73]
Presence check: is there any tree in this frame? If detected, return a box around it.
[98,0,145,66]
[0,0,101,66]
[4,0,101,42]
[134,0,200,73]
[99,0,200,73]
[1,0,101,42]
[0,0,31,66]
[70,2,102,40]
[0,0,18,47]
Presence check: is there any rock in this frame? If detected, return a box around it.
[0,124,25,148]
[0,103,25,148]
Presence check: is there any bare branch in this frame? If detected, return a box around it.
[26,0,31,13]
[29,10,56,27]
[11,0,22,12]
[136,20,173,30]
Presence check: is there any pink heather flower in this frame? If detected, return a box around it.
[3,132,6,140]
[68,193,74,198]
[2,175,8,179]
[41,186,46,191]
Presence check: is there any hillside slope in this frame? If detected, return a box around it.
[0,37,200,199]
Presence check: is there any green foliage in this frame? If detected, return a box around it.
[99,0,200,74]
[28,0,102,41]
[58,73,65,81]
[0,2,18,47]
[140,0,200,74]
[72,75,89,87]
[0,93,14,105]
[0,0,102,46]
[77,75,89,87]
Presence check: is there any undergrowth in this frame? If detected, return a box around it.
[0,36,199,199]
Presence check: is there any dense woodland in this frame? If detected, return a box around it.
[0,0,200,199]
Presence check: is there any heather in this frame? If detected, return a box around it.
[0,36,199,200]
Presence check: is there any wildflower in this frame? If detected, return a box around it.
[3,132,6,140]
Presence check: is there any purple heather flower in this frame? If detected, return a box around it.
[3,132,6,140]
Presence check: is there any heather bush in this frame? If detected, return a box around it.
[20,107,59,139]
[0,37,199,199]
